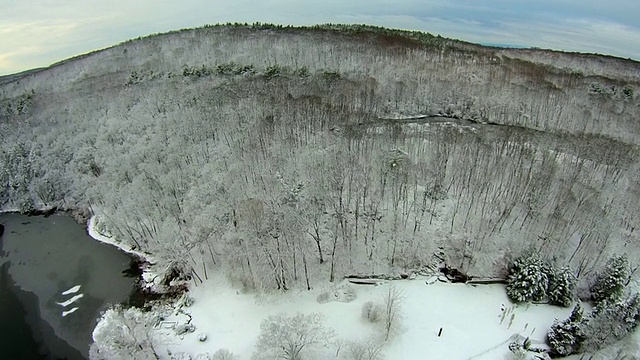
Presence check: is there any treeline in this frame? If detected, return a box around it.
[121,22,448,49]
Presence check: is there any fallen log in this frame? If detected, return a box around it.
[346,278,385,285]
[344,273,404,281]
[466,278,507,285]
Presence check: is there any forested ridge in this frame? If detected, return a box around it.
[1,24,639,291]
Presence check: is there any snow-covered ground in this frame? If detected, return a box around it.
[86,212,572,358]
[84,213,640,360]
[154,275,575,360]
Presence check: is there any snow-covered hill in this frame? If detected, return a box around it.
[3,23,640,360]
[1,22,639,296]
[0,26,640,288]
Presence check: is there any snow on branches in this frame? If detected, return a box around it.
[252,312,335,360]
[506,252,576,307]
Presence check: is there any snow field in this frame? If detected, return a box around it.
[159,275,574,360]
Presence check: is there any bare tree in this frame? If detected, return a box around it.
[89,305,160,360]
[252,312,335,360]
[338,336,385,360]
[211,348,237,360]
[382,285,404,341]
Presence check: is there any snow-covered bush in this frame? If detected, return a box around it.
[361,301,382,323]
[211,348,237,360]
[334,284,357,302]
[316,291,330,303]
[547,303,585,356]
[171,353,192,360]
[507,341,526,360]
[548,265,577,307]
[175,323,196,335]
[590,254,629,304]
[252,312,335,360]
[506,253,551,303]
[178,294,195,307]
[317,285,357,304]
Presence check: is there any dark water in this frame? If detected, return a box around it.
[0,213,138,359]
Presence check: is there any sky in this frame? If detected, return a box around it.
[1,0,640,75]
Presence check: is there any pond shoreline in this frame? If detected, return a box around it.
[0,211,150,358]
[1,205,190,301]
[1,205,91,225]
[1,206,151,288]
[0,207,188,359]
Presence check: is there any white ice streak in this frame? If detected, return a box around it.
[61,285,81,295]
[56,294,83,307]
[62,307,79,317]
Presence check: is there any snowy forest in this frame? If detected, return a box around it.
[1,23,640,295]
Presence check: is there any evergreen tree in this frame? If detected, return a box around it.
[506,253,550,303]
[548,265,577,307]
[601,293,640,337]
[547,303,585,356]
[620,293,640,333]
[591,255,629,304]
[582,293,640,352]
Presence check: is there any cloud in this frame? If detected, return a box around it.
[493,18,640,58]
[0,19,82,71]
[0,0,638,75]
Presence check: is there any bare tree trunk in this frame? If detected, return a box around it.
[308,218,324,264]
[330,224,339,282]
[300,241,311,290]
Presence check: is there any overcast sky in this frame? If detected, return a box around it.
[1,0,639,75]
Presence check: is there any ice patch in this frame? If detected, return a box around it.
[62,307,79,317]
[56,294,83,307]
[61,285,81,295]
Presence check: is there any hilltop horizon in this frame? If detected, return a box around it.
[2,21,640,79]
[2,0,640,75]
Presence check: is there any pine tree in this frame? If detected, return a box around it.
[591,255,629,304]
[619,293,640,334]
[547,303,585,356]
[581,293,640,352]
[506,253,550,303]
[548,265,577,307]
